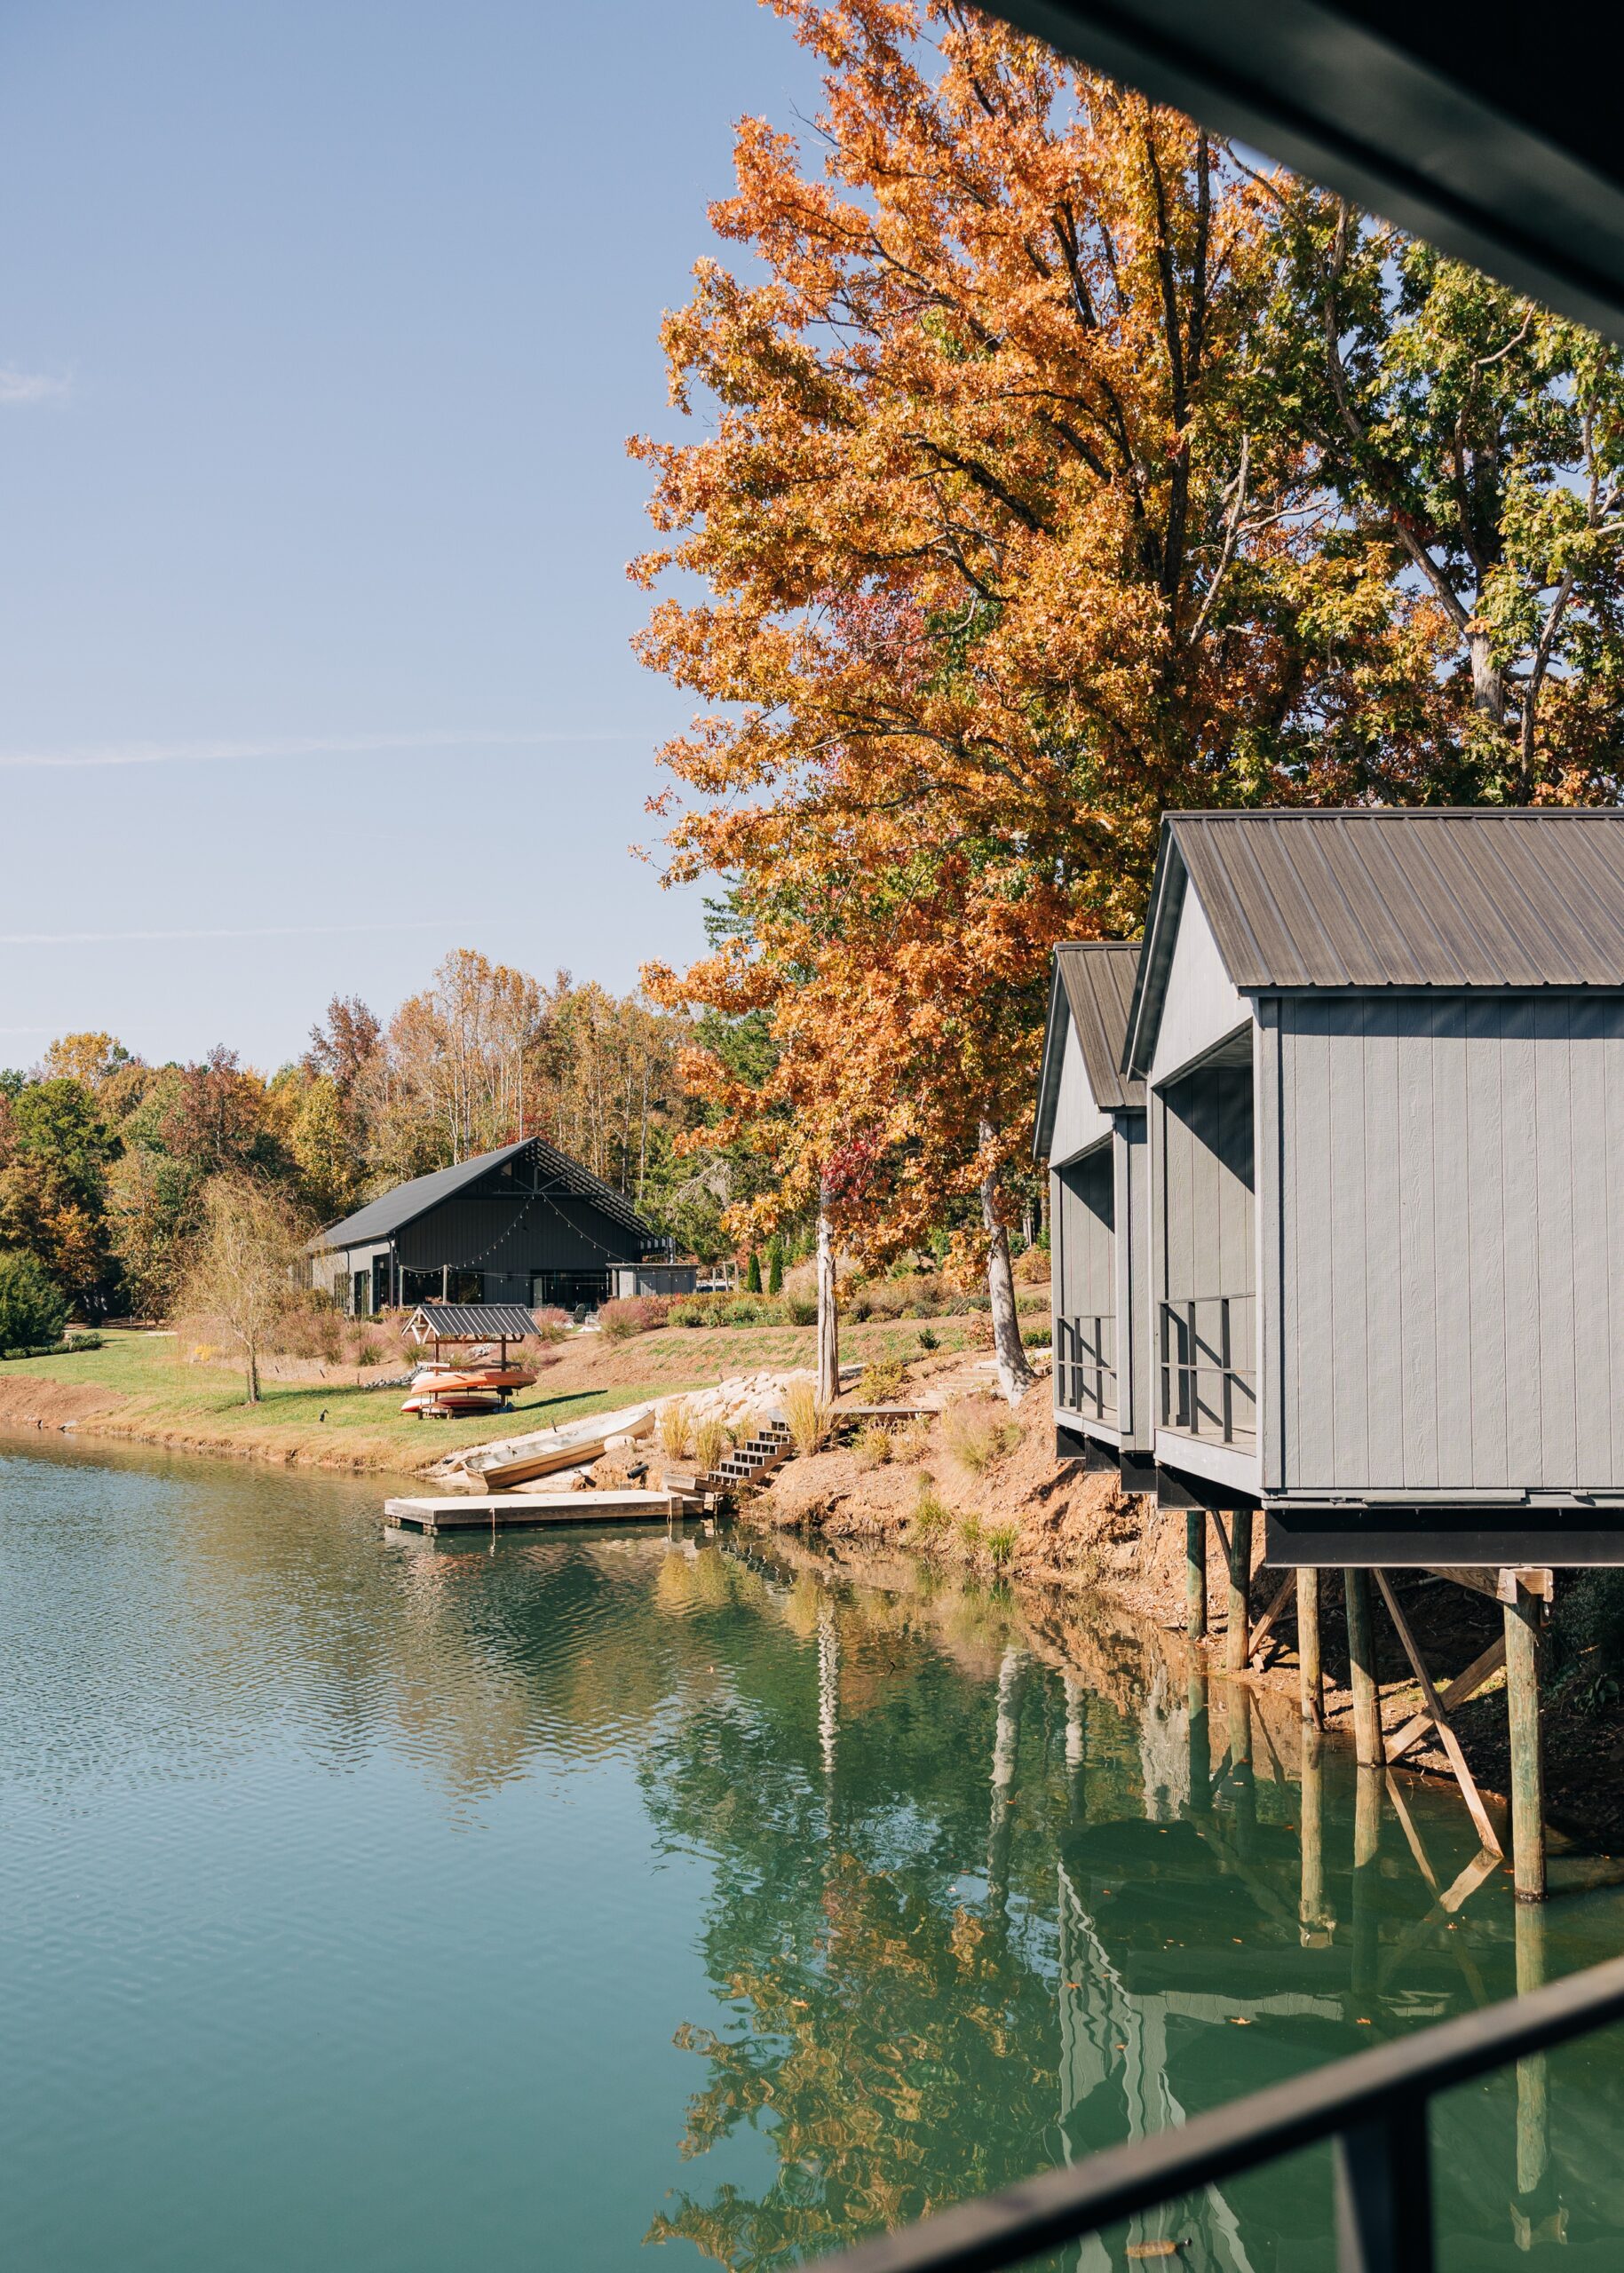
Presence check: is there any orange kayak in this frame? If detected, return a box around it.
[401,1365,535,1418]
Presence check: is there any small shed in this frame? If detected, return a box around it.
[1123,807,1624,1567]
[307,1136,694,1316]
[1034,943,1151,1478]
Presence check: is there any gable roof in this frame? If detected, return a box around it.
[310,1136,650,1253]
[1125,808,1624,1077]
[1034,941,1145,1160]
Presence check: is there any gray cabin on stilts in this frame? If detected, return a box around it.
[1119,806,1624,1571]
[1034,944,1153,1482]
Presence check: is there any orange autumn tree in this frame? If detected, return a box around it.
[633,2,1404,1393]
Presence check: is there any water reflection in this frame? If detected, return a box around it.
[2,1438,1622,2272]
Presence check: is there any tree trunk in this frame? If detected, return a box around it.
[1468,622,1505,727]
[980,1121,1035,1406]
[244,1336,260,1406]
[816,1196,840,1407]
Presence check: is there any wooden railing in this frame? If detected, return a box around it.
[1160,1295,1256,1447]
[805,1953,1624,2273]
[1056,1313,1115,1422]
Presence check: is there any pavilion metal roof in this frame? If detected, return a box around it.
[404,1303,539,1342]
[309,1135,650,1253]
[1125,808,1624,1076]
[1034,941,1145,1160]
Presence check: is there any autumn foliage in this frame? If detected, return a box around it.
[633,0,1624,1333]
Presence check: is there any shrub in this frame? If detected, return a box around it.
[895,1414,932,1462]
[986,1522,1020,1569]
[917,1326,939,1351]
[1023,1322,1052,1349]
[957,1512,985,1554]
[852,1421,892,1470]
[945,1400,1022,1475]
[786,1293,819,1327]
[746,1250,763,1294]
[781,1377,826,1455]
[857,1355,908,1405]
[767,1244,784,1295]
[530,1306,571,1342]
[597,1296,669,1342]
[693,1414,729,1475]
[910,1477,951,1540]
[1012,1243,1050,1286]
[0,1254,68,1353]
[657,1398,692,1461]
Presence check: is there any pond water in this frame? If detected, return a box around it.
[1,1437,1622,2271]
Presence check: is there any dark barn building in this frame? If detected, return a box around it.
[307,1136,693,1316]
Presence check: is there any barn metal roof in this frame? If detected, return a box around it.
[404,1303,539,1343]
[309,1135,650,1253]
[1034,941,1145,1160]
[1126,809,1624,1076]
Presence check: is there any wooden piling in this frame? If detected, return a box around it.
[1224,1509,1253,1675]
[1351,1763,1382,2001]
[1515,1900,1549,2198]
[1297,1564,1324,1729]
[1299,1726,1329,1944]
[1186,1659,1211,1808]
[1185,1512,1208,1642]
[1504,1580,1547,1903]
[1344,1568,1384,1767]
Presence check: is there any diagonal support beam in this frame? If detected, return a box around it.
[1374,1571,1502,1858]
[1247,1570,1297,1667]
[1386,1636,1507,1764]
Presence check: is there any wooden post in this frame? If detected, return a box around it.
[1351,1762,1382,2002]
[1504,1580,1547,1903]
[1185,1512,1208,1641]
[1297,1564,1324,1729]
[1299,1726,1329,1944]
[1186,1659,1210,1810]
[1225,1509,1253,1675]
[1345,1568,1384,1767]
[1515,1899,1549,2200]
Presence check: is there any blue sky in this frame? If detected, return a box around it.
[0,0,820,1070]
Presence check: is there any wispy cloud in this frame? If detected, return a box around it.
[0,367,70,407]
[0,919,484,946]
[0,728,635,769]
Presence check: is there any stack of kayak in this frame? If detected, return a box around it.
[400,1351,538,1419]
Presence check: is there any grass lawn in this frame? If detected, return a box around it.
[0,1307,1034,1473]
[0,1334,686,1473]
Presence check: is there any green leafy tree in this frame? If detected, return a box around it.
[0,1251,69,1351]
[1266,196,1624,802]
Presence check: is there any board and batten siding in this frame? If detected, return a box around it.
[1275,993,1624,1494]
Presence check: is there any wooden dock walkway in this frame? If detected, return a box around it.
[384,1488,700,1534]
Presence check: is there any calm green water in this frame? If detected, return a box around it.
[2,1438,1622,2271]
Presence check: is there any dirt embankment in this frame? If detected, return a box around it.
[0,1375,128,1436]
[746,1359,1624,1849]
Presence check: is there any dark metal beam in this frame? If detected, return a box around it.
[1268,1509,1624,1566]
[989,0,1624,342]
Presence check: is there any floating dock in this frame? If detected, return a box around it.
[384,1488,698,1534]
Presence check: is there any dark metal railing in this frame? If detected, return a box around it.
[1160,1295,1256,1447]
[806,1953,1624,2273]
[1056,1313,1115,1422]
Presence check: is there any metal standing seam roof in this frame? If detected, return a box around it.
[1125,808,1624,1078]
[308,1135,651,1253]
[1034,941,1145,1161]
[405,1303,539,1342]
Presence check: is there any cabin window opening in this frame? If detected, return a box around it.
[1054,1145,1116,1423]
[1157,1037,1256,1449]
